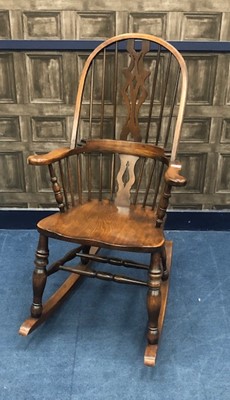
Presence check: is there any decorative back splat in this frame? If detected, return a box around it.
[115,154,139,207]
[116,39,151,206]
[120,40,150,142]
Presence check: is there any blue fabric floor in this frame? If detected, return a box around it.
[0,230,229,400]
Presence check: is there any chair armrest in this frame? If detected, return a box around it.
[164,161,187,187]
[27,147,73,165]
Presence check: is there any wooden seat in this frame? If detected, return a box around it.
[38,200,165,250]
[19,33,188,366]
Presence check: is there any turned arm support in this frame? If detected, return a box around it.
[156,161,186,227]
[27,148,75,211]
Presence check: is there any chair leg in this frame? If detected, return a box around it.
[81,245,91,265]
[161,245,169,281]
[30,234,49,318]
[19,246,99,336]
[146,252,162,347]
[144,242,173,366]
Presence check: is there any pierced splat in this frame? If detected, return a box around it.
[115,154,139,207]
[120,39,150,142]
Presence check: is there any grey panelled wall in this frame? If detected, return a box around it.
[0,0,230,209]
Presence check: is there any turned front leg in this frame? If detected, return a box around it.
[146,252,162,345]
[31,234,49,318]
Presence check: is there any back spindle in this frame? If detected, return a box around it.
[100,48,106,139]
[113,42,118,140]
[164,65,180,149]
[156,52,172,146]
[58,160,69,209]
[146,44,161,143]
[142,159,156,208]
[66,157,75,207]
[87,153,92,201]
[89,59,95,139]
[77,154,83,204]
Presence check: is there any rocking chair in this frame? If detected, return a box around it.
[19,33,188,366]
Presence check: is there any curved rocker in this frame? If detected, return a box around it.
[19,272,84,336]
[144,241,172,366]
[19,246,99,336]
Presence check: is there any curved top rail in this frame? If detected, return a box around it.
[70,33,188,161]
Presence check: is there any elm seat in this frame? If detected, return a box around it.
[37,200,165,250]
[19,33,188,367]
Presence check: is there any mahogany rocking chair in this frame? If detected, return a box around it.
[19,33,188,366]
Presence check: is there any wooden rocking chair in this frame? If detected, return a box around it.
[19,33,188,366]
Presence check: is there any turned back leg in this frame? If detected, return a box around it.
[146,252,162,346]
[31,234,49,318]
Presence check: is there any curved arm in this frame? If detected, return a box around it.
[27,139,169,166]
[27,147,73,165]
[164,161,187,187]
